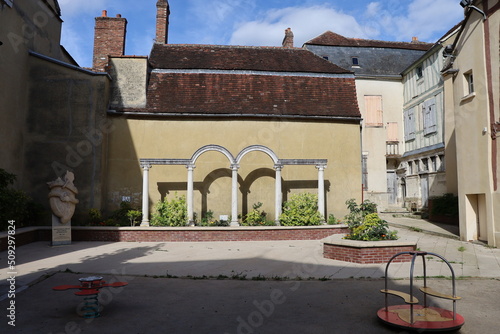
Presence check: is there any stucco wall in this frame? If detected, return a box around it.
[0,0,69,185]
[104,116,362,221]
[109,57,148,109]
[25,56,110,222]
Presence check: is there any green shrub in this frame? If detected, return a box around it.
[343,199,378,229]
[151,194,187,226]
[242,202,275,226]
[127,210,142,226]
[327,213,341,225]
[0,169,42,230]
[279,192,323,226]
[345,213,398,241]
[199,210,230,227]
[430,193,458,216]
[88,208,102,225]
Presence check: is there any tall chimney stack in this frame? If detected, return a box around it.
[282,28,294,48]
[92,11,127,71]
[155,0,170,44]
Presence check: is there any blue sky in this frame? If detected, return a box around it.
[58,0,465,68]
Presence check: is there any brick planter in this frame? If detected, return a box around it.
[323,234,417,264]
[0,225,349,250]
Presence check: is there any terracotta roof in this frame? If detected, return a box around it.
[149,43,352,74]
[143,71,361,118]
[305,31,433,51]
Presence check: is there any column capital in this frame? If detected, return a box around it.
[141,164,152,170]
[274,164,284,171]
[230,164,240,171]
[186,164,196,171]
[316,164,327,171]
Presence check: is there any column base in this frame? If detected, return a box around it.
[140,220,150,227]
[230,220,240,227]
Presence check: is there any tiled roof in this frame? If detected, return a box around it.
[149,43,352,74]
[143,71,361,118]
[305,31,433,51]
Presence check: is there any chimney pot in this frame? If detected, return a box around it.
[116,14,122,18]
[412,36,418,42]
[102,10,107,17]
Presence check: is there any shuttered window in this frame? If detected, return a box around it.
[386,122,399,141]
[423,98,437,135]
[364,95,383,126]
[404,107,416,141]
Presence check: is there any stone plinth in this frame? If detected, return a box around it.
[323,234,417,264]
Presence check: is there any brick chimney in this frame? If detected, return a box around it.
[92,10,127,72]
[282,28,294,48]
[155,0,170,44]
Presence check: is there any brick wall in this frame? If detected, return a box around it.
[0,226,348,250]
[323,243,415,264]
[93,11,127,71]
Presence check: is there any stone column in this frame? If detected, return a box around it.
[274,164,283,225]
[316,165,326,221]
[141,164,152,226]
[230,164,240,226]
[187,164,195,226]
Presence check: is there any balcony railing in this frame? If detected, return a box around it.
[386,141,400,157]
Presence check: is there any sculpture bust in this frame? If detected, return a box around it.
[48,171,79,224]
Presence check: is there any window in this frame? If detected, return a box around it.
[404,107,416,141]
[422,97,437,135]
[364,95,383,126]
[422,158,428,172]
[416,66,423,79]
[386,122,398,141]
[362,153,368,190]
[465,71,474,95]
[431,156,437,172]
[408,161,413,174]
[322,56,329,60]
[352,57,359,66]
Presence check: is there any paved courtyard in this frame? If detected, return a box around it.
[1,217,500,333]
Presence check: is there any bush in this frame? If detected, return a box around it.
[345,213,398,241]
[151,194,187,226]
[279,193,323,226]
[198,210,230,227]
[0,169,42,230]
[327,213,341,225]
[242,202,274,226]
[430,193,458,216]
[343,199,378,229]
[127,210,142,226]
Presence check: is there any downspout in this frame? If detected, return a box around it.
[482,0,498,190]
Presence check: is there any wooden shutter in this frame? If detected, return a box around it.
[423,98,437,135]
[404,107,416,141]
[364,96,383,126]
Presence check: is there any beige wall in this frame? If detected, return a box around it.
[451,1,499,246]
[356,78,404,209]
[105,117,362,221]
[109,57,149,109]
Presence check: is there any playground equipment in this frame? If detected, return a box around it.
[378,251,464,332]
[53,276,128,318]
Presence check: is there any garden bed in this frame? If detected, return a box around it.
[322,234,417,264]
[0,225,349,250]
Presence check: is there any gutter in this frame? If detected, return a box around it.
[107,109,362,123]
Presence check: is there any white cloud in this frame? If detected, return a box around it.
[361,0,463,42]
[229,6,368,47]
[58,0,111,17]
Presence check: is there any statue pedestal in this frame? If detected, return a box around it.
[52,215,72,246]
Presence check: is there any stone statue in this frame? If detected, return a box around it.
[48,171,79,224]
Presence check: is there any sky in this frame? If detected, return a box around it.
[58,0,465,68]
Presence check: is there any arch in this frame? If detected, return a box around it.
[190,144,236,165]
[236,145,279,164]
